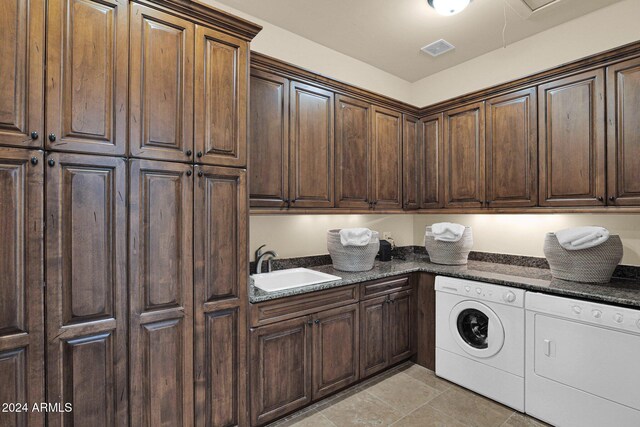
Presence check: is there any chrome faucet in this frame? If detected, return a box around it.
[255,244,278,274]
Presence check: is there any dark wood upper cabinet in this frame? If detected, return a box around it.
[249,70,289,208]
[45,153,128,427]
[129,159,194,427]
[312,304,359,400]
[250,317,312,426]
[420,113,444,209]
[359,295,388,378]
[372,105,403,209]
[538,69,606,207]
[0,0,44,149]
[46,0,127,155]
[194,166,247,427]
[485,88,538,207]
[195,25,248,167]
[607,58,640,206]
[335,95,372,209]
[289,81,334,208]
[443,102,485,208]
[403,115,420,210]
[0,149,44,427]
[129,4,194,162]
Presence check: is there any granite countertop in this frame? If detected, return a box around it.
[249,254,640,308]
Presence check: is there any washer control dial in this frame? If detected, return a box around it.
[572,305,582,314]
[476,288,482,294]
[502,291,516,303]
[464,286,471,293]
[591,309,602,319]
[636,319,640,329]
[614,313,624,323]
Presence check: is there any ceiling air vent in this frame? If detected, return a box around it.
[522,0,558,11]
[421,39,455,57]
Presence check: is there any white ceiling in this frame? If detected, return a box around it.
[214,0,622,82]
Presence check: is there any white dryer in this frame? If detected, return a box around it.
[435,276,526,411]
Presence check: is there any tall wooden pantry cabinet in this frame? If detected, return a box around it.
[0,0,260,426]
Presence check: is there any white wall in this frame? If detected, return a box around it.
[413,214,640,266]
[199,0,413,102]
[249,215,414,260]
[411,0,640,106]
[251,214,640,266]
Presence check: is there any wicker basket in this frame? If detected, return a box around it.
[424,226,473,265]
[327,229,380,272]
[543,233,623,283]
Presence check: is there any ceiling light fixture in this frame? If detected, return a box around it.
[428,0,471,16]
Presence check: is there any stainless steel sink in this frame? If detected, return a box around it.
[252,268,341,292]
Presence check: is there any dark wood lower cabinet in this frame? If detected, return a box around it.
[359,295,388,378]
[388,290,414,365]
[415,274,436,371]
[45,153,128,427]
[360,290,415,378]
[312,304,359,400]
[249,303,362,426]
[250,316,312,426]
[0,149,44,427]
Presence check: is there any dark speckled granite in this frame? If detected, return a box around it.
[250,253,640,308]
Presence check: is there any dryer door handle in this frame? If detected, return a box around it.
[543,339,555,357]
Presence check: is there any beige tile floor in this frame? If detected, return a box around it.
[268,362,550,427]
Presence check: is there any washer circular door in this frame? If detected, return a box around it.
[449,300,505,358]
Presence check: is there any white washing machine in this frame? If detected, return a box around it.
[435,276,526,411]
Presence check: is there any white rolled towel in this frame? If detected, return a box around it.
[555,226,610,250]
[339,228,373,247]
[431,222,466,242]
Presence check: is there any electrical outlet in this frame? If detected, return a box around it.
[382,232,392,240]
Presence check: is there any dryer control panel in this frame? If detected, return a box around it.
[435,276,525,307]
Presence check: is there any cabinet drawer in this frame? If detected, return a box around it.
[250,285,358,327]
[360,275,411,300]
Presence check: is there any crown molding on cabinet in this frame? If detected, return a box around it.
[253,40,640,115]
[251,51,420,115]
[137,0,263,40]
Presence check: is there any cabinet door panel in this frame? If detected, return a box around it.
[539,70,606,206]
[335,95,371,208]
[372,106,402,209]
[195,166,246,302]
[46,153,127,427]
[194,166,247,427]
[129,159,193,427]
[0,0,44,148]
[249,70,289,207]
[486,88,538,207]
[130,4,194,161]
[195,25,248,167]
[403,115,420,210]
[607,58,640,206]
[289,82,334,208]
[197,307,244,427]
[0,149,44,427]
[46,0,127,155]
[312,304,359,400]
[388,290,413,365]
[444,102,485,208]
[359,296,387,378]
[250,317,312,426]
[420,114,444,209]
